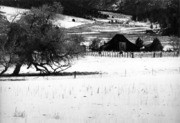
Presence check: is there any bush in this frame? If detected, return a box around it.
[89,38,101,51]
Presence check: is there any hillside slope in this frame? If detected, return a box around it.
[0,6,94,28]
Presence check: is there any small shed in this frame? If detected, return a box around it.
[144,38,163,51]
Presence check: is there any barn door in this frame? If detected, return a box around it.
[119,42,126,51]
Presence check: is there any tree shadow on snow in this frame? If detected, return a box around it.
[0,71,101,81]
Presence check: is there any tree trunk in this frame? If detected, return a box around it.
[12,63,22,76]
[0,67,8,76]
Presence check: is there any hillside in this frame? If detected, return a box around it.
[0,6,94,29]
[0,0,115,19]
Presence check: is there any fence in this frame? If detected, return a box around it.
[85,51,179,58]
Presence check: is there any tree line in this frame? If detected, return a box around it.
[118,0,180,37]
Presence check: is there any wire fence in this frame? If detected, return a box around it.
[85,51,179,58]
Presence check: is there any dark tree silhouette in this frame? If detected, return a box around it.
[89,38,101,51]
[0,2,85,76]
[135,37,144,49]
[119,0,180,37]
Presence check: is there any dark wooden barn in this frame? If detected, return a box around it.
[100,34,140,52]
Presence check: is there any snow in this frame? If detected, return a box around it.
[84,23,150,34]
[53,20,84,28]
[53,14,94,29]
[0,5,180,123]
[67,57,180,77]
[163,45,174,51]
[0,75,180,123]
[0,6,28,15]
[70,32,100,35]
[0,6,28,22]
[0,57,180,123]
[129,21,150,27]
[2,56,180,76]
[95,19,110,23]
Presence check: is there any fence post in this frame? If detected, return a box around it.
[177,51,179,57]
[174,51,176,57]
[153,52,155,58]
[74,71,77,79]
[131,52,134,58]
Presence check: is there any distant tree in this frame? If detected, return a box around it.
[169,36,180,52]
[0,2,85,76]
[135,37,143,48]
[150,24,153,29]
[89,38,101,51]
[150,38,163,51]
[119,0,180,36]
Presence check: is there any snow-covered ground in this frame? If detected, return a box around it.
[0,57,180,123]
[53,14,94,29]
[0,6,28,22]
[0,5,180,123]
[68,57,180,76]
[2,56,180,76]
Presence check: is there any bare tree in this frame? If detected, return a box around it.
[0,2,85,76]
[0,14,13,75]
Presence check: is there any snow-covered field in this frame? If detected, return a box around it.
[53,14,94,29]
[68,56,180,76]
[1,5,180,123]
[0,57,180,123]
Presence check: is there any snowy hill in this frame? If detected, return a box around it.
[0,6,94,28]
